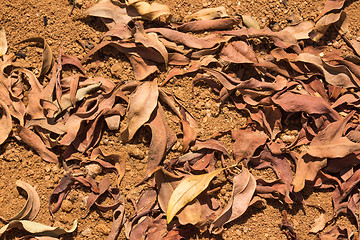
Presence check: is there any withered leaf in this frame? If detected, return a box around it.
[176,18,239,32]
[320,225,354,240]
[292,152,327,192]
[219,41,258,64]
[310,10,347,42]
[126,0,171,21]
[307,111,360,159]
[145,104,177,178]
[86,0,132,32]
[186,6,228,21]
[283,21,314,40]
[241,15,260,29]
[210,167,256,234]
[0,99,12,145]
[122,79,159,142]
[0,28,7,56]
[310,212,328,233]
[0,220,77,238]
[232,128,268,161]
[0,181,40,222]
[16,126,58,163]
[146,28,232,49]
[127,53,158,80]
[166,167,225,223]
[18,37,53,76]
[134,21,168,65]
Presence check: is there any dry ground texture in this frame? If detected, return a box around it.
[1,0,360,239]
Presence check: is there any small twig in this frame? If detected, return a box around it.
[69,0,76,16]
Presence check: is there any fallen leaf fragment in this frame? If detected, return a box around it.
[186,6,228,21]
[210,167,256,234]
[121,79,159,142]
[0,28,7,56]
[232,128,268,161]
[0,181,40,222]
[16,126,58,163]
[126,0,171,21]
[18,37,53,76]
[176,18,239,32]
[320,225,354,240]
[310,212,328,233]
[307,111,360,158]
[242,15,260,29]
[166,167,226,223]
[0,220,77,238]
[0,99,12,145]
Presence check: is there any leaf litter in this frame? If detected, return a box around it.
[1,0,360,239]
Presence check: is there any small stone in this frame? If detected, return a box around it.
[110,63,122,75]
[85,163,102,177]
[96,223,111,235]
[127,145,145,159]
[99,62,105,68]
[44,175,51,181]
[357,36,360,42]
[243,227,250,233]
[81,228,92,237]
[220,188,227,195]
[103,138,109,145]
[332,41,341,49]
[204,102,211,109]
[61,199,73,213]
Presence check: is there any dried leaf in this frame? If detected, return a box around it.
[310,10,347,42]
[232,128,268,161]
[86,0,132,32]
[145,104,177,178]
[166,167,225,223]
[134,21,168,65]
[320,225,354,240]
[0,99,12,145]
[242,15,260,29]
[310,212,328,233]
[176,18,239,32]
[126,0,171,21]
[219,41,258,64]
[307,112,360,158]
[0,181,40,222]
[127,53,158,80]
[122,80,159,142]
[283,21,314,40]
[210,167,256,233]
[16,126,58,163]
[146,28,232,49]
[0,220,77,238]
[18,37,53,76]
[186,7,228,21]
[0,28,7,56]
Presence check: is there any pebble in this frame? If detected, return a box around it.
[96,223,111,235]
[61,199,73,213]
[127,145,145,159]
[110,63,122,76]
[81,228,92,237]
[357,36,360,42]
[220,188,227,195]
[332,41,341,49]
[85,163,102,177]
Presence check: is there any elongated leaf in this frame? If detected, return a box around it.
[0,181,40,222]
[0,28,7,56]
[18,37,53,76]
[186,7,228,21]
[16,126,58,163]
[310,212,328,233]
[166,167,225,223]
[242,15,260,29]
[210,168,256,233]
[122,80,159,141]
[126,0,171,21]
[0,99,12,145]
[0,220,77,237]
[307,111,360,158]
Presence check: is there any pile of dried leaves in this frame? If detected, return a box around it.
[1,0,360,239]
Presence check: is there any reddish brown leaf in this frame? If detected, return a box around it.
[232,128,268,161]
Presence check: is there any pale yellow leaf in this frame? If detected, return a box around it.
[166,168,225,223]
[186,7,228,21]
[0,28,7,56]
